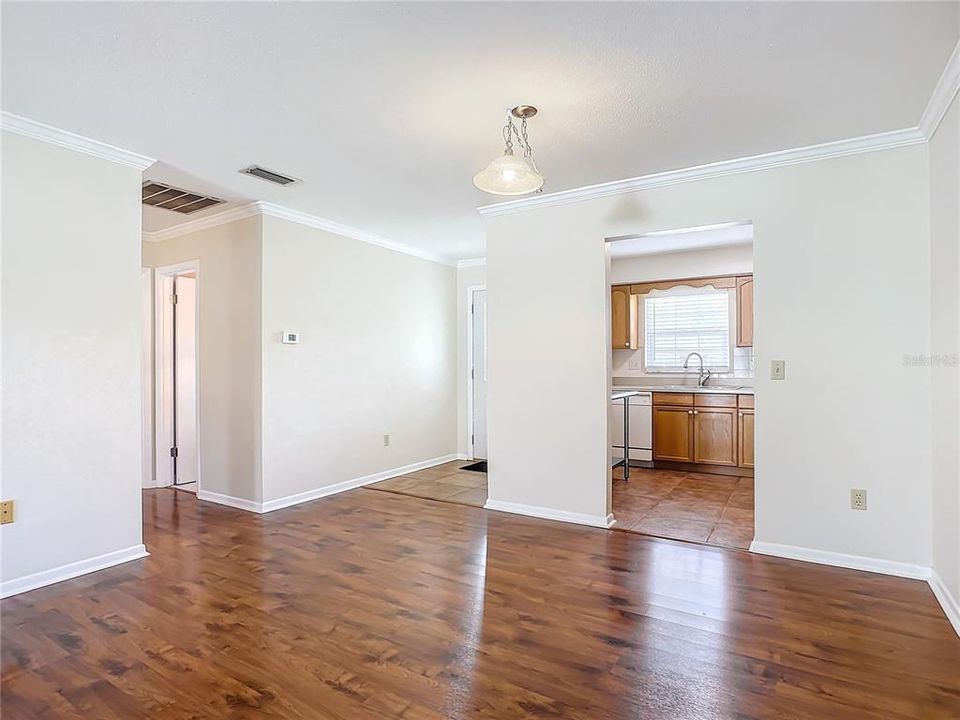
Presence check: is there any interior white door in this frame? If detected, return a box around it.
[174,275,198,485]
[471,289,488,459]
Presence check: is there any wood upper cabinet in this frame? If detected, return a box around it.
[737,276,754,347]
[611,285,638,350]
[652,406,694,462]
[693,408,738,466]
[738,408,755,469]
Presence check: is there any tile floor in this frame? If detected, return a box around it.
[368,461,753,550]
[612,466,754,549]
[367,460,488,507]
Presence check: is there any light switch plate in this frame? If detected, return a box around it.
[281,331,300,345]
[770,360,786,380]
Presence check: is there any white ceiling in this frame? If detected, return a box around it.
[2,3,957,262]
[608,223,753,259]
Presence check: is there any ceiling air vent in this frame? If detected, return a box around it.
[239,165,300,186]
[142,182,225,214]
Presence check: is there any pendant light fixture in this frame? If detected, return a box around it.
[473,105,544,196]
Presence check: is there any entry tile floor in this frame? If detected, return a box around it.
[367,460,488,507]
[613,466,755,549]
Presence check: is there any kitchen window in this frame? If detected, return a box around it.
[643,287,731,372]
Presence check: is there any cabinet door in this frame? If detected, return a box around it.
[737,276,754,347]
[693,407,738,466]
[653,406,693,462]
[611,286,637,350]
[738,409,755,469]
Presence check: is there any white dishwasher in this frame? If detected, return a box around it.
[609,392,653,464]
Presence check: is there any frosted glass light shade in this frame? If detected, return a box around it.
[473,154,544,195]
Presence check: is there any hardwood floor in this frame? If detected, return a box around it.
[612,467,755,549]
[2,488,958,719]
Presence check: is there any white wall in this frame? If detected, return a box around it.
[609,243,753,284]
[142,217,263,502]
[259,215,457,503]
[1,131,146,587]
[457,264,486,456]
[930,90,960,613]
[486,144,933,567]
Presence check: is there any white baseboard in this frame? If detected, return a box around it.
[196,489,262,513]
[929,570,960,638]
[1,544,149,598]
[484,499,615,529]
[197,454,462,515]
[260,453,460,513]
[749,541,931,580]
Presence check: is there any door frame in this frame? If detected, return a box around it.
[153,260,201,490]
[466,284,486,460]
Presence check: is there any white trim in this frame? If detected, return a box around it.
[0,545,149,598]
[749,541,931,580]
[196,489,262,513]
[477,127,926,218]
[197,454,461,514]
[919,39,960,139]
[929,570,960,638]
[257,202,454,266]
[465,284,486,460]
[457,257,486,269]
[0,111,154,170]
[142,200,456,267]
[153,261,201,492]
[142,203,262,243]
[484,499,616,529]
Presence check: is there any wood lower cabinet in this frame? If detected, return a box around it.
[652,393,754,474]
[693,407,738,466]
[652,406,694,462]
[738,408,755,469]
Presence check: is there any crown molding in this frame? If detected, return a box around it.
[143,200,456,267]
[255,202,454,266]
[142,202,261,242]
[919,39,960,140]
[477,126,926,218]
[0,111,155,170]
[457,257,486,269]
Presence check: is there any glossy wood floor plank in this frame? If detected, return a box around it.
[2,488,958,719]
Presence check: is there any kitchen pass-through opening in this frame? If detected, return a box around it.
[605,222,755,550]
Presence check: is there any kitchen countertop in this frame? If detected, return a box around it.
[610,389,642,401]
[613,384,754,395]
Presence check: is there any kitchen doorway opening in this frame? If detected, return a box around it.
[153,261,200,495]
[605,222,755,550]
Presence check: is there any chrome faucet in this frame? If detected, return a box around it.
[683,352,711,387]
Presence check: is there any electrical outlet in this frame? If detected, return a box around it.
[0,500,14,525]
[383,434,390,447]
[770,360,786,381]
[850,488,867,510]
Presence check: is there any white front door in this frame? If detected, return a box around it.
[471,289,488,459]
[173,275,198,485]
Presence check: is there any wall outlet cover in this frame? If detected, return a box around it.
[281,331,300,345]
[850,488,867,510]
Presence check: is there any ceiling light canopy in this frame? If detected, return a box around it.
[473,105,544,196]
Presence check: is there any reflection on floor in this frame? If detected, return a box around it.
[612,466,754,549]
[367,460,488,507]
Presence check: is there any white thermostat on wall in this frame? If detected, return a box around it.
[282,331,300,345]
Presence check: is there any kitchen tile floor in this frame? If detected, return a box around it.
[612,467,754,549]
[367,460,488,507]
[368,461,753,550]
